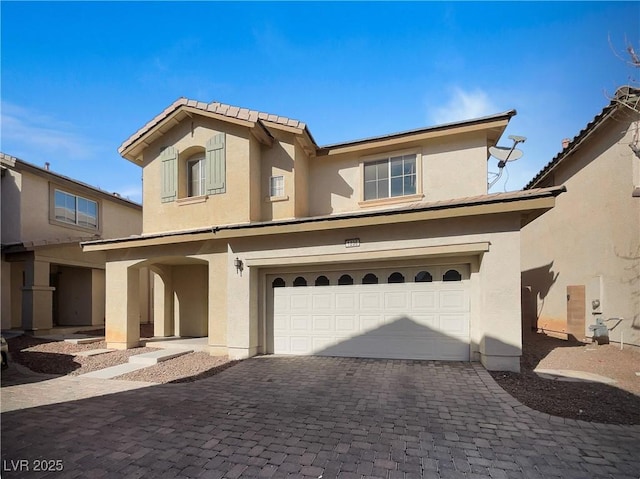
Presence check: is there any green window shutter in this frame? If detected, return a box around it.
[160,147,178,203]
[205,133,226,194]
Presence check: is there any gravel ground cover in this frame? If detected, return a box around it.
[490,332,640,425]
[4,328,639,424]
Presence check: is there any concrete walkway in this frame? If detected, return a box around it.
[1,357,638,478]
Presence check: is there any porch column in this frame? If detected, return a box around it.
[208,252,227,355]
[152,267,174,337]
[21,258,54,333]
[105,261,140,349]
[226,251,259,360]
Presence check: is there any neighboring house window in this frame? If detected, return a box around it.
[364,154,416,201]
[270,175,284,197]
[54,190,98,229]
[188,155,206,197]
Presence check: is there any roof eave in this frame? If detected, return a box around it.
[82,185,563,252]
[317,110,516,157]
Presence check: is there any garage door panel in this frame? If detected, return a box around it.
[360,292,382,309]
[336,293,356,309]
[335,315,356,331]
[290,337,311,354]
[439,290,469,310]
[411,291,437,310]
[270,265,470,361]
[384,292,409,309]
[360,315,384,331]
[312,293,333,310]
[290,294,311,310]
[312,336,337,351]
[439,314,469,335]
[290,315,310,331]
[312,315,333,331]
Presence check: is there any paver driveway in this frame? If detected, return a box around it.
[2,356,639,478]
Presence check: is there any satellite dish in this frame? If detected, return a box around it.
[489,146,523,162]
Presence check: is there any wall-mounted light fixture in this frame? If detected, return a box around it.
[234,257,244,274]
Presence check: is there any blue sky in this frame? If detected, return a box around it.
[2,1,638,203]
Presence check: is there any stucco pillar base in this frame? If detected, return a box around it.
[480,353,520,372]
[227,346,258,360]
[107,340,140,350]
[208,345,229,356]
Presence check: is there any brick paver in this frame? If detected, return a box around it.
[1,357,639,478]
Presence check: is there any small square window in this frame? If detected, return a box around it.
[270,175,284,197]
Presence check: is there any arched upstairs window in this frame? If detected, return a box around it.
[293,276,307,287]
[443,269,462,282]
[338,274,354,285]
[388,272,405,283]
[272,278,285,288]
[415,271,433,282]
[315,275,330,286]
[362,273,378,284]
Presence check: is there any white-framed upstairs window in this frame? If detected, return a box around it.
[54,189,98,229]
[187,155,206,197]
[364,154,417,201]
[270,175,285,197]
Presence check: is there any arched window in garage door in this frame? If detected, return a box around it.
[415,271,433,282]
[443,269,462,281]
[362,273,378,284]
[388,272,405,283]
[293,276,308,287]
[338,274,354,285]
[272,278,285,288]
[315,275,330,286]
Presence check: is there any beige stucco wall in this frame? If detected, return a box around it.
[259,130,297,221]
[12,168,141,243]
[173,264,208,337]
[308,132,489,216]
[102,210,525,370]
[522,117,640,346]
[422,132,488,201]
[141,117,255,234]
[1,168,22,245]
[223,213,523,368]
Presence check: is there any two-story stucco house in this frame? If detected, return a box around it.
[522,86,640,347]
[83,99,564,372]
[1,153,150,333]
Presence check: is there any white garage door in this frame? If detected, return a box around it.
[268,265,470,361]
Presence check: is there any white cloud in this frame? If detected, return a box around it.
[0,102,94,160]
[428,87,499,124]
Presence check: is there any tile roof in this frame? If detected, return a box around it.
[119,98,308,154]
[525,86,640,189]
[82,185,565,247]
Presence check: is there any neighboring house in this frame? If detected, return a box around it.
[521,86,640,346]
[0,153,150,333]
[83,98,564,372]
